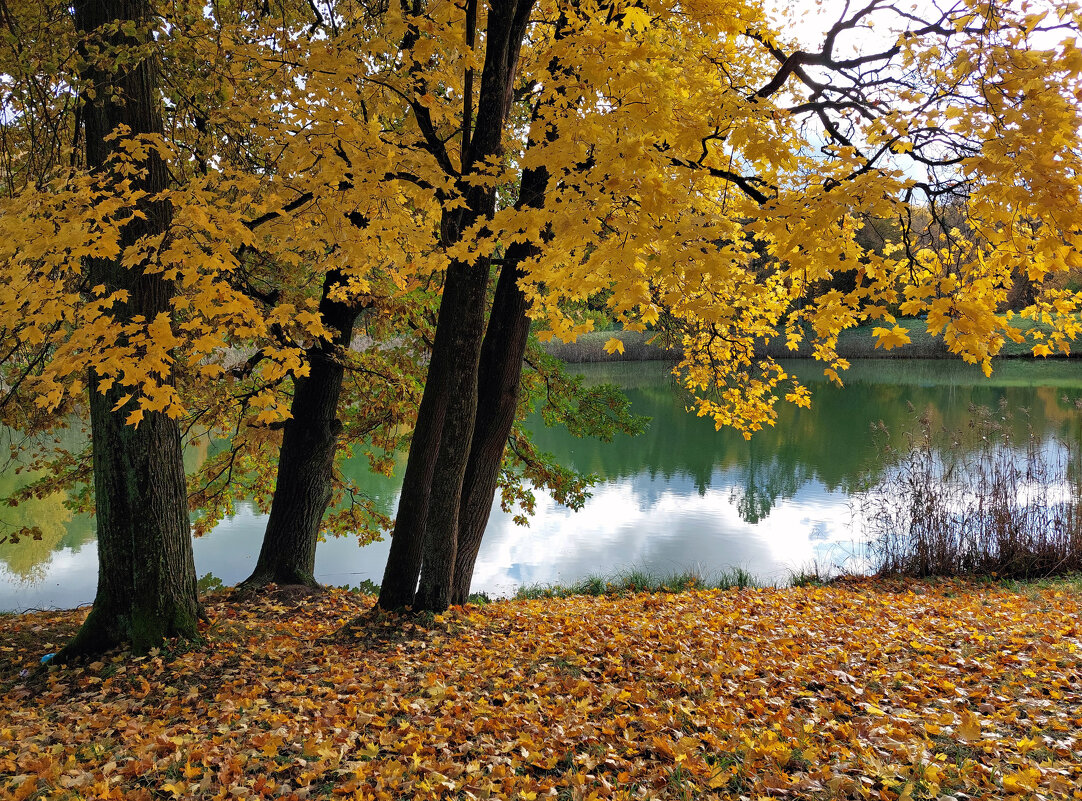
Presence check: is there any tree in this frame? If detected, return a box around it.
[152,0,633,599]
[66,0,198,654]
[0,0,427,603]
[3,0,1080,619]
[371,0,1082,610]
[236,269,423,589]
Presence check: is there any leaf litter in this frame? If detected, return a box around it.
[1,578,1080,800]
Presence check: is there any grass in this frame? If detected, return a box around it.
[328,566,765,604]
[513,566,760,600]
[218,564,843,607]
[786,563,831,587]
[993,571,1082,595]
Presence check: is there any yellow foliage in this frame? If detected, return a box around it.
[603,337,625,356]
[0,0,1080,445]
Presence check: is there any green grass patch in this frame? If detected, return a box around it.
[513,566,760,600]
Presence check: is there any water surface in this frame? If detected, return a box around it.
[3,359,1081,610]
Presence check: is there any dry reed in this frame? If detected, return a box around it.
[859,399,1082,579]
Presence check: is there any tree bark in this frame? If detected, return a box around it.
[448,258,531,604]
[380,248,493,611]
[411,260,490,609]
[378,0,535,611]
[376,340,449,607]
[62,0,199,657]
[447,53,559,603]
[242,271,359,588]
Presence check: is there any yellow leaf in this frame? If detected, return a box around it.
[872,325,912,351]
[603,337,625,355]
[957,710,981,741]
[621,6,652,29]
[1002,768,1040,793]
[1016,736,1039,754]
[707,770,731,789]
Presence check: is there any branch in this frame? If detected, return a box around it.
[461,0,477,168]
[665,153,771,205]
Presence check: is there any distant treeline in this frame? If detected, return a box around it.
[545,319,1078,363]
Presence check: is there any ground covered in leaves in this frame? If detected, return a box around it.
[2,579,1080,800]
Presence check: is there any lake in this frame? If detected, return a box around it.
[3,358,1082,611]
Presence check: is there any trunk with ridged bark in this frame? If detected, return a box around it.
[448,258,531,605]
[242,271,359,588]
[378,0,535,612]
[413,259,491,610]
[61,0,199,658]
[447,54,558,604]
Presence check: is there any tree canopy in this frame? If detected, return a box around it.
[3,0,1080,429]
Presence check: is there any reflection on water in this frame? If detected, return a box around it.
[3,359,1082,610]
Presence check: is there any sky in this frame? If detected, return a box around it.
[767,0,936,53]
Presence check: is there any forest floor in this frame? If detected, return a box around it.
[2,577,1080,800]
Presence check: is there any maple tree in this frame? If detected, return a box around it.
[0,0,422,620]
[0,0,627,616]
[366,0,1082,610]
[38,0,200,656]
[2,0,1082,625]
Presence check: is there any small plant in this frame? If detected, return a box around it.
[197,572,224,593]
[787,561,834,587]
[787,569,824,588]
[666,763,694,801]
[339,578,381,595]
[572,575,608,595]
[715,566,758,589]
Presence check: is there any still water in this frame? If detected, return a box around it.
[3,359,1082,611]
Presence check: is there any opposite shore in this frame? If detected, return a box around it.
[544,317,1080,362]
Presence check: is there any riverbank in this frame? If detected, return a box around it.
[3,578,1080,800]
[546,318,1076,362]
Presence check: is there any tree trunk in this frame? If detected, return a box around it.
[413,260,491,610]
[378,252,492,610]
[448,254,532,604]
[448,80,555,603]
[376,344,449,607]
[242,271,359,588]
[62,0,199,658]
[377,0,536,611]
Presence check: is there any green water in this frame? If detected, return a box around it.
[2,359,1081,609]
[546,359,1082,508]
